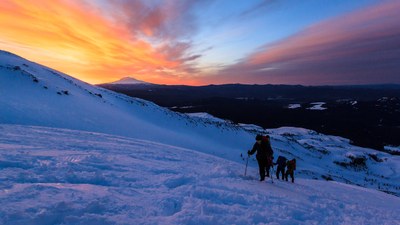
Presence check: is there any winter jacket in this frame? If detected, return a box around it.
[286,159,296,172]
[248,139,273,160]
[276,156,287,168]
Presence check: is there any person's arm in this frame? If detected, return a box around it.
[268,142,274,156]
[248,143,258,155]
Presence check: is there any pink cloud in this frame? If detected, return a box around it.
[208,1,400,85]
[103,0,211,83]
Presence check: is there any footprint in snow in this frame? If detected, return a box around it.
[164,176,194,189]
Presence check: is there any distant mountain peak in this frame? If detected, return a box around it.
[110,77,150,85]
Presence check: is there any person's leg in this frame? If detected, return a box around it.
[285,170,289,181]
[290,171,294,183]
[276,167,280,179]
[258,159,265,181]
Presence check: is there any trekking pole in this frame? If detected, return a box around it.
[270,165,275,184]
[244,154,249,176]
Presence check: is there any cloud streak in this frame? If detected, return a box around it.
[1,0,399,85]
[0,0,204,84]
[109,0,203,40]
[206,1,400,85]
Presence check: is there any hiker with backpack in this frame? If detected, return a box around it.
[285,158,296,183]
[247,134,274,181]
[275,156,287,180]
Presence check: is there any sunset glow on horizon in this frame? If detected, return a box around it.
[1,0,399,85]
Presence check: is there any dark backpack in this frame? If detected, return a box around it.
[261,135,269,143]
[261,136,274,156]
[276,156,287,167]
[287,159,296,171]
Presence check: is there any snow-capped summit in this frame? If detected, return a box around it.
[109,76,150,85]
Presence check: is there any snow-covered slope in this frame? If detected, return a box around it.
[186,112,228,123]
[0,50,399,199]
[0,50,252,161]
[266,127,400,196]
[0,125,399,225]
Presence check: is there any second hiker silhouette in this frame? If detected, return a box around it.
[275,156,287,180]
[248,135,274,181]
[286,159,296,183]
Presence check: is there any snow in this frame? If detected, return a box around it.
[109,77,150,85]
[0,125,399,225]
[385,146,400,153]
[186,112,227,123]
[238,123,264,132]
[378,97,389,102]
[0,50,252,162]
[1,50,400,223]
[307,102,327,110]
[264,127,400,196]
[288,104,302,109]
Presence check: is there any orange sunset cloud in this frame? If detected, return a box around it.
[0,0,197,84]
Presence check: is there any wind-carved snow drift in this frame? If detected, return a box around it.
[0,50,399,224]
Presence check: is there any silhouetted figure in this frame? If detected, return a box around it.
[248,135,274,181]
[285,159,296,183]
[275,156,287,180]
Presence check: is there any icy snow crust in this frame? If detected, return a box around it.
[0,125,399,225]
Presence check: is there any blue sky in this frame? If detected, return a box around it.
[191,0,378,71]
[1,0,399,85]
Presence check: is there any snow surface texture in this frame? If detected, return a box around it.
[1,125,399,225]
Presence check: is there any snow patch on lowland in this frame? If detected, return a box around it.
[307,102,327,110]
[288,104,302,109]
